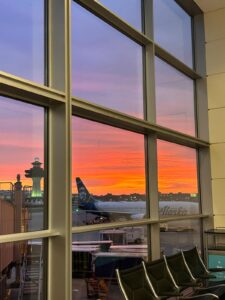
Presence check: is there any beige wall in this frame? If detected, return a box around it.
[205,8,225,227]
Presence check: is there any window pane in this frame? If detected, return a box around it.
[153,0,193,67]
[0,96,45,234]
[99,0,142,31]
[72,2,144,118]
[72,117,146,226]
[160,219,201,255]
[0,0,44,83]
[155,57,195,136]
[0,239,46,299]
[157,140,200,216]
[72,227,148,299]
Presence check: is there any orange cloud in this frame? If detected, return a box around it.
[157,140,198,193]
[72,118,198,196]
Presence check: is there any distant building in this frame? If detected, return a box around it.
[25,158,44,199]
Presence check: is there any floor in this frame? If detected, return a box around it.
[72,278,123,300]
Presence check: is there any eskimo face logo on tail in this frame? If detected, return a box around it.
[76,177,97,211]
[79,187,87,201]
[75,178,110,220]
[76,177,92,202]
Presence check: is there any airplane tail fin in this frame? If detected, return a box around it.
[75,177,109,219]
[76,177,95,203]
[76,177,98,213]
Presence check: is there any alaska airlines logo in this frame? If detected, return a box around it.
[78,186,93,203]
[160,206,187,216]
[79,187,87,201]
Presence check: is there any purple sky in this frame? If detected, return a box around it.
[0,0,44,83]
[0,0,196,194]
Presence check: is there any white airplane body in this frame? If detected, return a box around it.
[75,177,199,222]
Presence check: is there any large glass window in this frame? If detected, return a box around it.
[153,0,193,67]
[72,117,146,225]
[160,219,202,255]
[155,57,195,136]
[0,0,44,83]
[99,0,142,31]
[157,140,200,217]
[72,2,144,118]
[72,226,148,300]
[0,97,45,234]
[0,1,207,300]
[0,239,45,299]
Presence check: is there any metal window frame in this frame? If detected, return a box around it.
[70,0,210,262]
[0,0,210,299]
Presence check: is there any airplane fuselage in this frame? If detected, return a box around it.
[94,200,199,218]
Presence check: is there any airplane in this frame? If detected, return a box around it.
[75,177,199,223]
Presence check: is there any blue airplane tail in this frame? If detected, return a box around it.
[76,177,97,211]
[75,177,110,219]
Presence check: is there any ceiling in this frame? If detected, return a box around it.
[194,0,225,12]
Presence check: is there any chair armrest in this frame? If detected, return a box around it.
[179,282,199,287]
[195,285,225,293]
[159,291,181,297]
[209,268,225,272]
[180,294,219,300]
[198,274,216,279]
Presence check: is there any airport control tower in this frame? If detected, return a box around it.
[25,158,44,198]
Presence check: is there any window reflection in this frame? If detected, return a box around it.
[154,0,193,67]
[0,239,45,299]
[72,2,144,118]
[72,117,146,226]
[0,0,44,83]
[157,140,199,216]
[155,57,195,136]
[160,219,201,255]
[0,96,45,234]
[72,227,148,300]
[99,0,142,31]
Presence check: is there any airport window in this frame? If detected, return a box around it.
[72,117,146,226]
[72,226,148,300]
[0,1,208,299]
[98,0,142,31]
[153,0,193,67]
[160,219,202,255]
[0,239,46,299]
[72,1,144,118]
[0,96,46,234]
[155,57,196,136]
[157,140,200,216]
[0,0,45,83]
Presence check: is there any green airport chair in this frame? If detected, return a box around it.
[116,261,219,300]
[142,258,181,298]
[183,247,225,286]
[116,264,160,300]
[166,252,198,288]
[142,259,220,300]
[166,252,225,299]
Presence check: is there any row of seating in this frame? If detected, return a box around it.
[116,247,225,300]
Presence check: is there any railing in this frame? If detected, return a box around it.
[0,182,14,202]
[17,243,43,300]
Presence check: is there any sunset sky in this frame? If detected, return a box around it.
[0,0,44,84]
[71,1,197,195]
[0,1,198,196]
[0,96,44,188]
[72,117,198,195]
